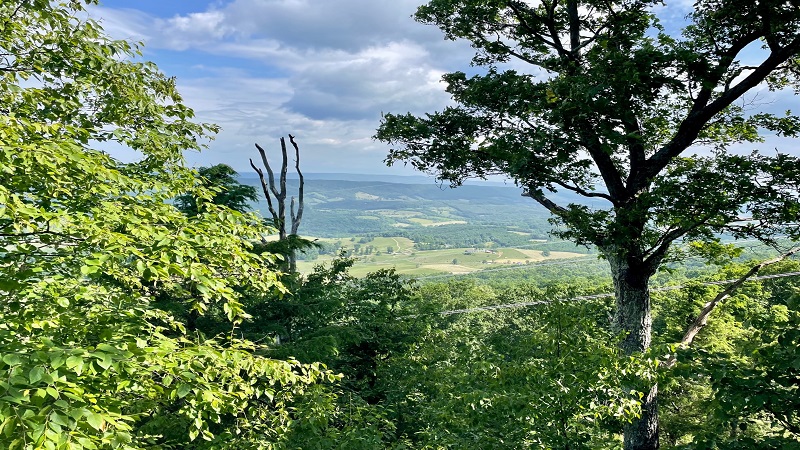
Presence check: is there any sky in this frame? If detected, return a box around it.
[87,0,478,176]
[87,1,797,177]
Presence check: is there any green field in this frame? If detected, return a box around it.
[295,235,586,277]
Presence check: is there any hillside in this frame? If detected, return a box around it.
[239,175,582,238]
[239,175,596,276]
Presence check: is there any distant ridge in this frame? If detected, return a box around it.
[236,173,600,208]
[238,172,517,187]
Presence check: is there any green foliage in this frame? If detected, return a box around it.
[381,281,656,448]
[648,260,800,447]
[175,164,259,216]
[0,2,336,448]
[254,257,420,394]
[664,262,800,448]
[242,256,424,447]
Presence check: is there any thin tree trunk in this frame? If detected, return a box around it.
[607,251,659,450]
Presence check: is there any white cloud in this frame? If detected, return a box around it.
[161,11,233,50]
[85,1,472,175]
[282,40,451,120]
[88,7,153,43]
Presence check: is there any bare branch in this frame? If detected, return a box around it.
[254,143,281,200]
[249,158,279,226]
[289,134,304,235]
[664,246,800,368]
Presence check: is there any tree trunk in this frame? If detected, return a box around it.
[607,251,659,450]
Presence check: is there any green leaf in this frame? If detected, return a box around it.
[176,384,192,399]
[29,366,44,384]
[79,265,99,276]
[49,411,69,428]
[65,356,84,376]
[84,412,104,431]
[2,354,22,366]
[95,354,113,371]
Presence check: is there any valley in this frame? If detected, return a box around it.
[242,175,596,276]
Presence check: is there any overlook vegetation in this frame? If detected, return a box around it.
[1,1,799,450]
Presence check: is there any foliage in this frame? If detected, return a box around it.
[0,1,336,448]
[380,280,657,448]
[239,256,425,448]
[663,261,800,448]
[174,164,259,217]
[252,256,420,396]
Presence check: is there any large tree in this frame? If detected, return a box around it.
[376,0,800,447]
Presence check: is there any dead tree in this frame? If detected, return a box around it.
[250,134,305,273]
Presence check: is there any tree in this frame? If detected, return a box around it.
[375,1,800,447]
[250,135,307,273]
[174,164,259,216]
[0,1,335,448]
[244,256,422,447]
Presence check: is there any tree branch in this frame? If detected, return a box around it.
[249,158,279,226]
[664,246,800,368]
[576,122,627,200]
[645,36,800,182]
[521,186,569,217]
[622,113,646,191]
[254,143,281,200]
[567,0,580,58]
[551,179,617,204]
[506,1,562,55]
[289,134,304,235]
[543,0,570,59]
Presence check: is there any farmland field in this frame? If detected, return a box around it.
[295,235,586,277]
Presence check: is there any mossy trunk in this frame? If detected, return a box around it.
[607,250,659,450]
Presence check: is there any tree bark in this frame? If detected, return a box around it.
[607,250,659,450]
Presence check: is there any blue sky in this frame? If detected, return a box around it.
[89,0,474,176]
[89,1,797,177]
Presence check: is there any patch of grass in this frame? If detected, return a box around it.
[368,236,415,252]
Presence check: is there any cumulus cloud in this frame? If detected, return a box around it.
[85,1,478,174]
[283,41,450,120]
[171,69,421,174]
[212,0,439,52]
